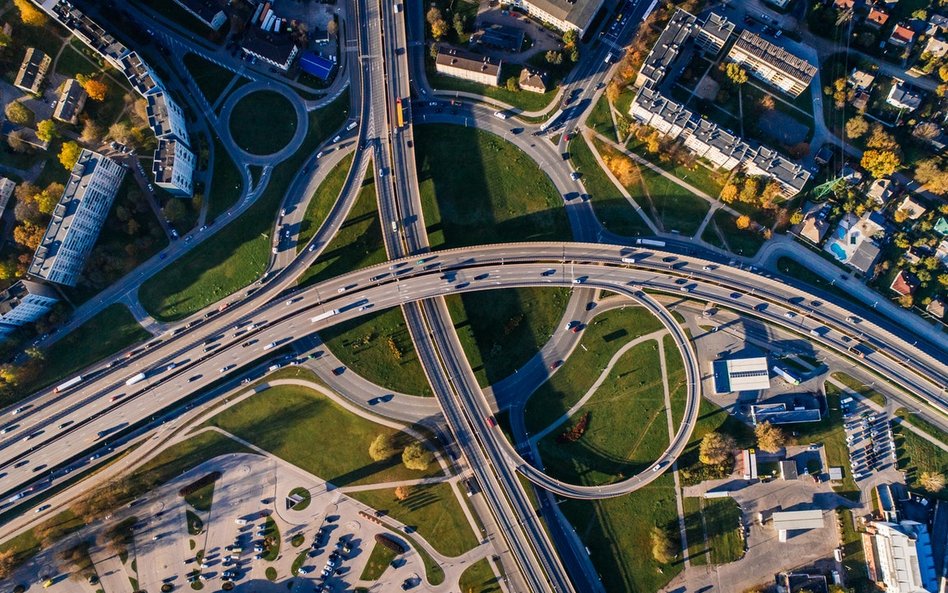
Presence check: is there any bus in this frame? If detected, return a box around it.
[395,97,405,128]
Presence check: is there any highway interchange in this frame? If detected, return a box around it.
[3,0,948,591]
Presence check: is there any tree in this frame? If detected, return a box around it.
[505,76,519,92]
[429,42,440,60]
[402,441,433,471]
[0,548,13,580]
[81,78,108,102]
[861,149,901,178]
[914,158,948,196]
[36,119,58,143]
[431,18,449,40]
[14,221,45,250]
[898,294,914,308]
[605,153,639,186]
[453,12,467,37]
[894,208,910,224]
[605,81,621,103]
[108,121,133,144]
[162,198,187,223]
[426,7,443,25]
[59,141,82,170]
[4,101,34,126]
[327,19,338,37]
[545,50,563,65]
[368,433,396,461]
[755,421,786,452]
[394,485,411,501]
[35,184,62,215]
[735,215,751,230]
[758,95,775,110]
[845,116,869,139]
[790,210,804,225]
[724,62,748,85]
[13,0,47,26]
[866,123,897,151]
[650,526,677,564]
[720,184,738,203]
[6,130,32,153]
[699,431,735,465]
[740,178,759,204]
[914,121,940,141]
[562,30,578,50]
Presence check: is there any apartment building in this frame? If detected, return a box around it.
[502,0,605,35]
[153,139,196,197]
[0,280,60,339]
[147,92,190,146]
[0,177,15,217]
[435,47,502,87]
[29,150,126,287]
[726,30,817,97]
[14,47,51,94]
[120,51,162,96]
[53,78,88,125]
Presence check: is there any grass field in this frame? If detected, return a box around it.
[537,340,669,485]
[587,96,617,140]
[838,508,873,592]
[682,498,744,565]
[297,168,381,287]
[183,481,215,512]
[320,307,433,396]
[416,125,569,249]
[895,408,948,445]
[561,474,682,592]
[0,509,84,564]
[206,136,243,222]
[446,288,569,388]
[16,305,150,400]
[797,385,861,500]
[229,91,298,155]
[359,541,397,580]
[204,384,443,487]
[426,67,558,113]
[349,483,478,557]
[775,256,853,303]
[894,421,948,499]
[569,135,650,237]
[183,53,241,106]
[140,92,349,321]
[458,558,501,593]
[832,372,886,408]
[297,152,354,252]
[524,306,664,434]
[702,210,765,257]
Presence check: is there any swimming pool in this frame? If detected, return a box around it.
[829,242,847,261]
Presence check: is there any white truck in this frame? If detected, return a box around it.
[311,309,340,323]
[125,372,147,386]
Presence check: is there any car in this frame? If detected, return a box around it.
[570,171,581,181]
[784,312,796,318]
[35,504,51,513]
[549,360,562,370]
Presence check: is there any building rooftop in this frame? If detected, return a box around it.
[927,297,946,319]
[697,12,734,45]
[174,0,226,25]
[889,270,919,296]
[54,78,86,124]
[14,47,49,93]
[300,52,336,81]
[242,26,299,67]
[889,24,915,44]
[435,47,501,77]
[848,68,876,90]
[521,0,605,31]
[896,193,927,219]
[751,403,822,424]
[772,510,825,531]
[638,9,695,85]
[867,7,890,26]
[473,24,524,52]
[120,51,160,95]
[713,356,771,393]
[779,460,799,480]
[152,139,190,186]
[0,280,58,318]
[52,1,128,64]
[518,67,549,92]
[732,30,817,84]
[887,81,923,110]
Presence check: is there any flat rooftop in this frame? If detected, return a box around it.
[772,510,825,531]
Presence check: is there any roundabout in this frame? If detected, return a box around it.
[220,84,309,164]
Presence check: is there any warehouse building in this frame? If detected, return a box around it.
[29,150,126,287]
[771,510,825,542]
[865,521,938,593]
[712,356,771,394]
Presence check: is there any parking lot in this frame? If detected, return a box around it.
[842,397,896,482]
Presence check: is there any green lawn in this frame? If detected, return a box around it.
[262,516,280,561]
[625,138,726,199]
[446,288,569,388]
[569,135,650,237]
[320,307,432,396]
[140,92,349,321]
[16,305,150,401]
[131,0,224,41]
[894,409,948,446]
[426,68,557,113]
[228,91,298,155]
[359,541,397,580]
[0,509,84,565]
[297,168,382,287]
[894,421,948,499]
[133,431,254,493]
[838,509,873,592]
[416,125,569,249]
[587,96,617,140]
[183,482,215,512]
[775,256,853,303]
[288,486,311,511]
[349,483,479,557]
[458,558,501,593]
[797,385,861,500]
[832,372,886,408]
[702,209,765,257]
[524,306,664,434]
[186,509,203,535]
[183,53,243,106]
[206,136,243,222]
[682,498,744,565]
[537,340,669,486]
[203,384,444,486]
[560,474,682,593]
[682,497,707,565]
[297,152,354,252]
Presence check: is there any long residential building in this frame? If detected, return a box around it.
[629,10,810,197]
[29,150,126,287]
[153,139,196,197]
[435,47,502,87]
[14,47,51,94]
[0,280,60,338]
[147,92,190,145]
[502,0,605,35]
[726,30,817,97]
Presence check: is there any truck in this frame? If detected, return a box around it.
[635,238,666,248]
[54,375,83,394]
[346,120,358,131]
[125,372,147,386]
[311,309,339,323]
[394,2,402,12]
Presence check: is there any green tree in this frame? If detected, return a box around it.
[545,50,563,65]
[36,119,58,143]
[59,141,82,170]
[368,433,396,461]
[401,441,433,471]
[650,526,677,564]
[505,76,519,92]
[861,149,901,178]
[431,18,449,40]
[453,12,467,37]
[845,116,869,139]
[724,62,748,85]
[4,101,34,126]
[161,199,187,224]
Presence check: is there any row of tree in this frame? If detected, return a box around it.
[369,433,434,471]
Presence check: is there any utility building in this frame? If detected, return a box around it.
[713,356,771,394]
[772,510,825,542]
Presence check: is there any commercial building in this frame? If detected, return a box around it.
[0,280,60,339]
[29,150,126,287]
[772,510,825,542]
[630,11,810,198]
[241,27,300,72]
[751,402,822,425]
[152,139,196,197]
[0,177,15,216]
[866,521,938,593]
[14,47,51,94]
[518,67,549,93]
[712,356,771,394]
[53,78,88,125]
[726,30,817,97]
[171,0,227,31]
[300,52,336,81]
[502,0,606,35]
[435,47,502,87]
[146,92,190,146]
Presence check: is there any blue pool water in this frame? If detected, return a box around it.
[829,242,847,261]
[837,226,847,239]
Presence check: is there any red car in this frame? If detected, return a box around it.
[549,360,562,370]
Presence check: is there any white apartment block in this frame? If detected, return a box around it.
[503,0,605,35]
[726,30,817,97]
[153,139,196,198]
[147,92,190,146]
[29,150,126,287]
[435,47,502,87]
[0,177,15,216]
[0,280,60,338]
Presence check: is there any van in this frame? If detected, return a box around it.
[235,518,248,525]
[263,341,277,350]
[494,111,508,120]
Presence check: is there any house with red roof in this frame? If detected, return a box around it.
[888,24,915,46]
[889,270,919,295]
